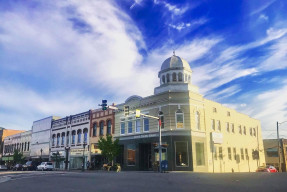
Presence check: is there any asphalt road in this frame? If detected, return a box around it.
[0,171,287,192]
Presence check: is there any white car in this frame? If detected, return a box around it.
[37,162,53,171]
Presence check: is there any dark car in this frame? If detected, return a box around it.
[12,164,23,171]
[22,161,38,171]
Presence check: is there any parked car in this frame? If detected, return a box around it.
[256,165,278,172]
[37,162,53,171]
[12,164,23,171]
[22,161,38,171]
[0,165,8,171]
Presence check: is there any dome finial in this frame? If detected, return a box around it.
[173,49,175,56]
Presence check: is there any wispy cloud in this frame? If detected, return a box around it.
[250,0,276,16]
[153,0,191,16]
[259,14,269,21]
[168,18,208,31]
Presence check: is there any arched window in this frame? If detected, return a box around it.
[159,111,164,129]
[178,72,183,82]
[61,132,65,145]
[195,111,200,130]
[52,134,56,146]
[83,128,88,143]
[57,133,60,146]
[107,120,112,135]
[100,121,104,136]
[66,131,70,145]
[162,75,165,84]
[172,72,177,82]
[77,129,82,143]
[93,123,97,137]
[166,74,170,83]
[176,109,184,129]
[72,131,76,144]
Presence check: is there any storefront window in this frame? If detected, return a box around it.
[127,144,136,166]
[196,142,205,166]
[175,141,188,167]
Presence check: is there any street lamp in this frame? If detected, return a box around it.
[65,147,70,170]
[82,142,87,172]
[40,148,43,161]
[277,121,287,172]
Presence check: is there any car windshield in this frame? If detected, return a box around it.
[47,163,52,165]
[41,162,45,165]
[26,161,32,165]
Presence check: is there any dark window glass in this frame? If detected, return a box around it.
[176,141,189,166]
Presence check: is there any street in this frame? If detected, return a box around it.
[1,171,287,192]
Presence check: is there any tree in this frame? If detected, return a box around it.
[98,135,120,166]
[13,149,25,164]
[51,151,65,168]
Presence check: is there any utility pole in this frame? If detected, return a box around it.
[277,121,281,172]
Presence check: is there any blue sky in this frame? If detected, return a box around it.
[0,0,287,138]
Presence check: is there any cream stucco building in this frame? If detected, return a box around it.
[114,54,265,172]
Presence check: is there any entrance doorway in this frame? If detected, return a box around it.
[139,143,152,171]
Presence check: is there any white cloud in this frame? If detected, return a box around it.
[250,0,276,16]
[153,0,190,16]
[168,18,208,31]
[259,14,269,21]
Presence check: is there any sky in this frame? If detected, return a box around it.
[0,0,287,139]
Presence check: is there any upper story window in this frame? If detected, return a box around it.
[143,117,149,132]
[227,111,230,116]
[239,125,242,134]
[217,120,221,131]
[162,75,165,84]
[176,109,184,129]
[249,128,252,136]
[195,111,200,130]
[121,120,125,135]
[136,118,141,133]
[128,119,133,134]
[226,122,229,132]
[100,121,104,136]
[107,120,112,135]
[243,126,246,135]
[166,74,170,83]
[61,133,65,145]
[93,123,97,137]
[57,134,60,146]
[213,107,217,113]
[178,72,183,82]
[231,123,235,133]
[211,119,215,130]
[253,128,256,137]
[83,128,88,143]
[66,131,70,145]
[77,130,82,143]
[172,72,177,82]
[159,111,164,129]
[52,134,56,146]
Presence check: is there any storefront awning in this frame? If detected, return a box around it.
[1,156,14,161]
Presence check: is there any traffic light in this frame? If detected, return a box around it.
[124,105,129,116]
[102,100,107,111]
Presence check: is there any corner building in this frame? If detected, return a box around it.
[114,54,265,172]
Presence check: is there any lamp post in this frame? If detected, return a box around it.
[277,121,287,172]
[82,143,87,172]
[65,147,70,170]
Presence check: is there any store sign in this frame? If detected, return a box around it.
[177,122,184,128]
[70,149,88,156]
[211,132,223,144]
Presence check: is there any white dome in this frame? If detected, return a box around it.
[161,55,191,71]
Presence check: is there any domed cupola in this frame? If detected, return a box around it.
[154,52,199,94]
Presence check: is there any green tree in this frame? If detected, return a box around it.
[13,149,25,164]
[98,135,120,166]
[51,151,65,168]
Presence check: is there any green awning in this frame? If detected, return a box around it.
[1,156,14,161]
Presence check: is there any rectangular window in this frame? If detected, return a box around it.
[250,128,252,136]
[127,144,136,166]
[128,121,133,134]
[231,124,235,133]
[211,119,215,130]
[233,148,237,160]
[241,148,244,160]
[266,148,278,157]
[226,122,229,132]
[195,142,205,166]
[176,113,184,129]
[219,147,223,160]
[245,148,249,160]
[175,141,189,167]
[120,121,125,135]
[135,118,141,133]
[61,136,65,145]
[239,125,242,134]
[227,111,230,116]
[214,146,217,160]
[228,147,232,160]
[213,107,217,113]
[143,118,149,132]
[217,120,221,131]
